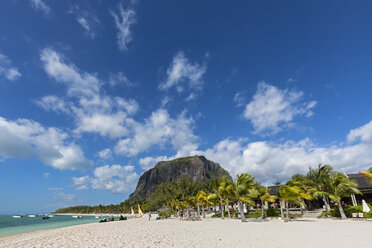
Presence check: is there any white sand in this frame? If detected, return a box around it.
[0,216,371,248]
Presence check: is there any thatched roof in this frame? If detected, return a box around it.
[158,205,169,212]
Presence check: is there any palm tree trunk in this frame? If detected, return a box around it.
[219,196,225,219]
[261,204,265,219]
[322,195,330,213]
[225,198,231,218]
[197,202,200,217]
[238,200,247,222]
[337,202,347,220]
[202,205,205,218]
[285,201,290,221]
[280,200,285,219]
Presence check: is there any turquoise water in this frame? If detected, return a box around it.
[0,215,99,238]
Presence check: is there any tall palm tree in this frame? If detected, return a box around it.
[327,173,362,219]
[306,164,333,213]
[257,186,277,219]
[227,173,257,222]
[209,176,230,219]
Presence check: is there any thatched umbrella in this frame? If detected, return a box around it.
[158,205,169,212]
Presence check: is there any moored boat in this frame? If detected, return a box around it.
[12,215,23,218]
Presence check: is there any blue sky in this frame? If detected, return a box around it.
[1,0,372,214]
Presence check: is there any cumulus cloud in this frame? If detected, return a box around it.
[97,148,112,160]
[0,53,21,81]
[39,48,137,138]
[108,71,133,87]
[243,82,316,134]
[159,51,207,92]
[110,4,136,51]
[0,116,92,170]
[115,109,197,157]
[30,0,51,15]
[139,155,169,170]
[347,120,372,143]
[72,165,139,194]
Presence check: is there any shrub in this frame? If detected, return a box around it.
[328,204,372,218]
[158,209,177,219]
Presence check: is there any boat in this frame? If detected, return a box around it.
[72,215,82,219]
[28,215,36,217]
[12,215,23,218]
[48,215,54,217]
[42,216,49,220]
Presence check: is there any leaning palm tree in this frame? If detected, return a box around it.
[257,186,277,219]
[279,181,311,221]
[327,173,362,219]
[196,190,212,218]
[227,173,257,222]
[359,167,372,184]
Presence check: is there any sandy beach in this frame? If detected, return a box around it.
[0,216,371,248]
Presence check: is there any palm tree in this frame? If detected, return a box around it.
[306,164,333,213]
[359,167,372,184]
[209,176,231,219]
[327,173,362,219]
[227,173,257,222]
[279,181,311,221]
[196,190,211,218]
[257,186,277,219]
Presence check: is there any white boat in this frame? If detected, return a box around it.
[28,215,36,217]
[12,215,22,218]
[48,215,54,217]
[72,215,82,219]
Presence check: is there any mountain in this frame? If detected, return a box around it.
[128,155,232,201]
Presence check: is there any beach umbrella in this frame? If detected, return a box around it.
[131,207,134,216]
[362,200,370,213]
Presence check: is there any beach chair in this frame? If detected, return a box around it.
[358,213,366,220]
[352,213,358,219]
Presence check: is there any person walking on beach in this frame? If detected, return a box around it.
[179,210,183,221]
[148,212,151,221]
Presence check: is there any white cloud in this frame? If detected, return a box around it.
[72,165,139,194]
[108,71,133,86]
[243,82,316,134]
[39,48,136,138]
[40,48,100,98]
[233,91,247,107]
[72,175,90,190]
[0,116,92,170]
[36,95,70,114]
[115,109,197,156]
[110,4,136,51]
[347,120,372,143]
[0,53,21,81]
[43,172,50,178]
[115,97,139,115]
[74,112,129,139]
[139,155,168,170]
[159,51,207,92]
[97,148,112,160]
[58,192,75,201]
[68,5,102,39]
[30,0,51,15]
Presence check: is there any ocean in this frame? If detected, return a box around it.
[0,214,99,238]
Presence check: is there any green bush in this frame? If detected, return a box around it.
[328,204,372,218]
[212,208,281,218]
[158,209,177,219]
